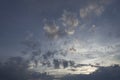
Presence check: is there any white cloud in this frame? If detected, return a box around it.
[65,28,75,35]
[47,66,98,76]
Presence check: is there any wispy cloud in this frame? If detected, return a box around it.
[80,3,104,19]
[80,0,113,19]
[43,10,80,38]
[43,20,59,39]
[61,10,79,35]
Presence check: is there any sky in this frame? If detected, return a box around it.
[0,0,120,78]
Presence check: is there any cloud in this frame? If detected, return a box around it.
[21,0,119,76]
[61,10,79,27]
[43,21,59,39]
[61,10,79,35]
[88,24,96,32]
[80,0,114,20]
[43,10,80,37]
[52,59,75,69]
[0,56,54,80]
[61,65,120,80]
[1,57,120,80]
[80,3,104,19]
[65,28,75,35]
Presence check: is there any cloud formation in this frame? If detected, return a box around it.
[21,0,120,77]
[61,65,120,80]
[1,56,120,80]
[80,3,104,19]
[43,21,59,39]
[61,10,79,35]
[43,10,80,38]
[80,0,114,19]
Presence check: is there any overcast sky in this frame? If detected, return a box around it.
[0,0,120,76]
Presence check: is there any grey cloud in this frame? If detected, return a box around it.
[1,57,120,80]
[53,59,75,69]
[88,25,96,33]
[80,3,104,19]
[79,0,114,20]
[43,10,80,37]
[0,56,54,80]
[43,21,59,39]
[61,65,120,80]
[61,10,79,35]
[61,10,79,27]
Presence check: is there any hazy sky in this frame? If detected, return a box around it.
[0,0,120,75]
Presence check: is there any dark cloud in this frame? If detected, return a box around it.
[0,0,120,79]
[1,56,120,80]
[0,56,54,80]
[0,56,30,80]
[53,59,75,69]
[61,65,120,80]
